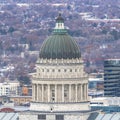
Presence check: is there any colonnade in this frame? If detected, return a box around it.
[32,83,88,103]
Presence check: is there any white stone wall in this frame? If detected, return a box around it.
[29,58,90,119]
[31,58,89,110]
[46,115,55,120]
[65,114,90,120]
[0,82,20,96]
[19,112,90,120]
[30,102,90,112]
[34,58,87,79]
[19,113,37,120]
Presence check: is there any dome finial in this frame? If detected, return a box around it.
[58,12,61,17]
[56,12,64,22]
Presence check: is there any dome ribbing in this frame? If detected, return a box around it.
[39,14,81,59]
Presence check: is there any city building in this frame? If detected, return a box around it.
[89,78,104,91]
[0,113,18,120]
[19,14,91,120]
[0,96,10,104]
[10,96,31,106]
[90,97,120,106]
[21,85,32,96]
[88,77,104,98]
[104,59,120,97]
[0,81,20,96]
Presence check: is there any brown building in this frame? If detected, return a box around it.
[10,96,32,106]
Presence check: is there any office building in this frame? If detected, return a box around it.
[104,59,120,97]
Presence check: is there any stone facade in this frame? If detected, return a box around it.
[19,14,91,120]
[30,58,90,112]
[19,112,90,120]
[30,102,90,112]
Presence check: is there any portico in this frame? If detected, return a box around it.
[32,83,88,103]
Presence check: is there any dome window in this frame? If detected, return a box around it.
[75,69,77,72]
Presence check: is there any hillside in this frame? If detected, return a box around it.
[0,0,120,81]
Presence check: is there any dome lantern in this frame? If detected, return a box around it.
[55,13,65,30]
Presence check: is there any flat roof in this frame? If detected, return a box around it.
[89,78,104,82]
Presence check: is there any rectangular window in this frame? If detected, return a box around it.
[38,115,46,120]
[50,85,55,102]
[64,85,69,98]
[56,115,64,120]
[64,90,67,97]
[52,90,55,97]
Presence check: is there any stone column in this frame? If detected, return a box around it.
[32,84,35,101]
[84,84,86,100]
[75,84,78,102]
[69,84,71,102]
[35,84,37,101]
[38,84,41,102]
[83,84,85,100]
[42,84,44,102]
[85,83,88,101]
[37,84,39,101]
[87,83,89,100]
[48,84,50,102]
[85,84,87,100]
[80,84,83,101]
[55,84,57,102]
[62,84,64,102]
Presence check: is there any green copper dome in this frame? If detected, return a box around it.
[39,14,81,59]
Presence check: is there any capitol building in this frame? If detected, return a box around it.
[19,14,91,120]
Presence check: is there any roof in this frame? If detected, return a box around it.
[89,78,104,82]
[95,113,120,120]
[56,13,64,22]
[39,14,81,59]
[39,33,81,59]
[0,105,29,112]
[0,113,18,120]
